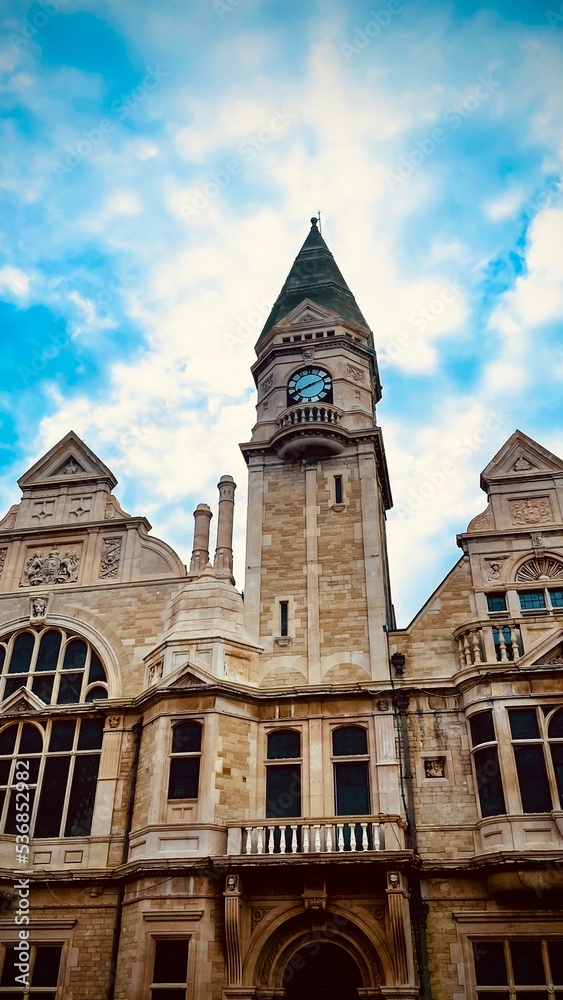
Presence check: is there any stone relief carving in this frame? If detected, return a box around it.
[1,512,16,530]
[100,537,123,579]
[516,556,563,582]
[59,457,81,476]
[104,502,116,519]
[510,497,552,526]
[362,904,386,923]
[377,699,389,712]
[30,596,48,619]
[0,549,7,577]
[346,363,364,383]
[424,758,446,779]
[69,496,92,519]
[468,507,493,532]
[22,549,79,587]
[107,716,121,729]
[32,500,55,522]
[251,907,274,933]
[262,374,274,394]
[512,456,536,471]
[486,560,501,580]
[147,661,164,686]
[225,875,239,893]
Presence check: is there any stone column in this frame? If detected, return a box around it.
[190,503,212,574]
[214,476,236,578]
[224,874,243,986]
[386,871,416,986]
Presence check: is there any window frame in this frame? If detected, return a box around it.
[331,724,371,818]
[0,940,66,995]
[470,935,563,997]
[0,627,109,707]
[265,728,302,820]
[143,930,197,1000]
[0,717,104,840]
[167,720,204,802]
[507,705,563,814]
[468,709,507,819]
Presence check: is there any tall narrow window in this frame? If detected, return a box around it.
[0,719,103,838]
[150,939,189,1000]
[334,475,343,505]
[332,726,370,815]
[266,730,301,819]
[548,709,563,808]
[469,711,506,818]
[0,943,62,994]
[508,708,552,813]
[279,601,289,637]
[168,722,202,800]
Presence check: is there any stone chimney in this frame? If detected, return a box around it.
[189,503,212,574]
[214,476,236,579]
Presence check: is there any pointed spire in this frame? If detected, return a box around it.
[256,218,370,347]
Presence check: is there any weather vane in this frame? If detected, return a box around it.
[317,210,322,234]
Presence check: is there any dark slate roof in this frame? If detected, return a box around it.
[256,218,371,347]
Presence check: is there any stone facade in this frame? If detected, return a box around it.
[0,221,561,998]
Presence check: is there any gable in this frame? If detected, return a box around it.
[481,429,563,489]
[18,431,117,491]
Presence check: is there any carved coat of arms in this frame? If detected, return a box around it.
[23,549,79,586]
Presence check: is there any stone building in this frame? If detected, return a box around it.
[0,220,561,999]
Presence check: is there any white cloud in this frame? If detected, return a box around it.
[0,265,31,301]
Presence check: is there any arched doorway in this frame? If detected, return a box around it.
[284,941,363,999]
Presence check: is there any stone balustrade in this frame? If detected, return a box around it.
[276,403,342,429]
[226,816,405,856]
[455,621,523,666]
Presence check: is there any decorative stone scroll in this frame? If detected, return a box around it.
[509,497,552,526]
[467,507,493,532]
[22,549,79,587]
[346,363,364,383]
[99,538,122,579]
[0,549,7,577]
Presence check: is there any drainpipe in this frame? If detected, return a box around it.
[107,718,142,1000]
[384,626,432,1000]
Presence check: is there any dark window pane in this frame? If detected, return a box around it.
[9,633,35,674]
[509,708,540,739]
[27,758,40,783]
[332,726,368,756]
[65,754,100,836]
[267,730,300,759]
[474,747,506,817]
[550,744,563,809]
[0,946,18,986]
[0,646,5,671]
[280,601,289,637]
[0,726,18,756]
[0,993,24,999]
[151,992,186,1000]
[5,788,36,836]
[514,745,552,812]
[473,941,507,986]
[519,590,546,610]
[487,593,507,612]
[19,724,43,754]
[3,677,28,700]
[266,765,301,818]
[548,942,563,985]
[34,756,70,837]
[549,711,563,739]
[78,719,104,750]
[510,941,545,985]
[31,946,62,986]
[32,674,54,704]
[85,686,108,702]
[470,711,496,747]
[550,590,563,608]
[153,940,189,983]
[0,760,10,784]
[171,722,202,754]
[49,720,75,752]
[57,673,83,704]
[36,631,61,672]
[168,757,200,799]
[334,761,370,815]
[62,639,87,670]
[88,650,107,683]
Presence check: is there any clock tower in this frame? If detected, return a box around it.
[241,218,394,686]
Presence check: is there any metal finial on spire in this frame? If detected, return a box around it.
[310,216,318,227]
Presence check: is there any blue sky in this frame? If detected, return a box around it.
[0,0,562,624]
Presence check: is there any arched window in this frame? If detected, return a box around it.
[332,726,370,815]
[0,628,109,706]
[0,718,104,838]
[168,721,203,800]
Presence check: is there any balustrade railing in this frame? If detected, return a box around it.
[456,622,523,666]
[226,817,391,856]
[277,404,341,430]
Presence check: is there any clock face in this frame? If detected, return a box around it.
[288,367,332,403]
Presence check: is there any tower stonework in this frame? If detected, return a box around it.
[241,218,393,687]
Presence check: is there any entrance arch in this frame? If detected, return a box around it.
[284,941,363,999]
